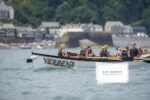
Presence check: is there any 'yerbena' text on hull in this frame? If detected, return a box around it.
[43,58,75,68]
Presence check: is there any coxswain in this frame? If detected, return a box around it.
[85,46,95,57]
[100,45,110,57]
[129,42,138,57]
[58,44,68,57]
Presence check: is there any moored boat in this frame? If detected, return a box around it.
[20,45,32,49]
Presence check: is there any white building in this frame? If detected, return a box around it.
[123,25,133,34]
[39,22,60,39]
[0,1,14,19]
[39,22,60,34]
[58,23,103,37]
[89,24,103,32]
[16,26,35,38]
[58,24,85,37]
[0,24,5,38]
[2,23,16,38]
[111,25,124,34]
[104,21,124,33]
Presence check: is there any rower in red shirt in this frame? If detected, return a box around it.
[138,47,143,56]
[85,46,95,57]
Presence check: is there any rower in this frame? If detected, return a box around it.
[119,46,129,57]
[121,48,128,57]
[129,42,138,57]
[116,47,122,57]
[79,46,86,57]
[138,47,143,56]
[85,46,95,57]
[143,48,149,54]
[100,45,110,57]
[58,44,68,57]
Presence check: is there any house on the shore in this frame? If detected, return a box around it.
[0,1,14,20]
[0,24,5,38]
[91,24,103,32]
[0,23,16,43]
[105,21,134,35]
[132,26,146,34]
[16,26,35,42]
[123,25,133,34]
[104,21,124,33]
[39,22,60,39]
[111,25,124,34]
[2,23,16,38]
[132,26,148,37]
[84,24,103,32]
[58,23,103,37]
[58,24,85,37]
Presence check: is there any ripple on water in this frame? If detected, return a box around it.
[1,68,21,72]
[22,91,31,95]
[0,49,150,100]
[33,67,70,72]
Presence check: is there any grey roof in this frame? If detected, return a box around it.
[16,26,35,34]
[16,26,35,36]
[16,26,33,32]
[124,25,132,29]
[105,21,124,26]
[40,22,60,28]
[92,24,102,28]
[2,23,15,29]
[61,24,87,28]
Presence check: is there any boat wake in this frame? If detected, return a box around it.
[33,67,71,72]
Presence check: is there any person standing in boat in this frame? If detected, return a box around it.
[58,44,68,57]
[129,42,139,57]
[100,45,110,57]
[85,46,95,57]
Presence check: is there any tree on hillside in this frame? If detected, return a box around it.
[12,0,150,34]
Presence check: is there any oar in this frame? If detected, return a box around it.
[133,57,150,63]
[134,57,150,60]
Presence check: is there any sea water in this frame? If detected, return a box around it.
[0,48,150,100]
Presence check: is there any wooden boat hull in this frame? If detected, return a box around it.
[31,52,124,62]
[30,55,76,69]
[27,52,150,69]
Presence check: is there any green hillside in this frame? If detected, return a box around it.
[12,0,150,34]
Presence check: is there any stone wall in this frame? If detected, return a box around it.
[58,32,113,47]
[112,37,150,48]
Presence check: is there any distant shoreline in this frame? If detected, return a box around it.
[1,37,150,49]
[0,43,9,49]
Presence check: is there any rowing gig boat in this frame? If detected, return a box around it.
[27,52,150,68]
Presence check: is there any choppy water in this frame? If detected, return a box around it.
[0,48,150,100]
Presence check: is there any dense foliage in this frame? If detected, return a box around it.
[12,0,150,34]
